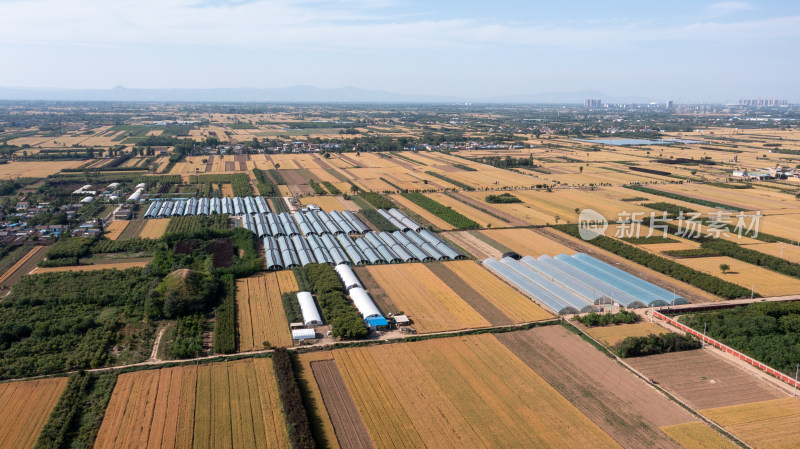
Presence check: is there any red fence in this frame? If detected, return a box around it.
[653,310,798,388]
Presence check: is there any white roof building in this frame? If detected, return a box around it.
[296,292,323,326]
[335,263,363,291]
[349,287,382,319]
[291,329,316,340]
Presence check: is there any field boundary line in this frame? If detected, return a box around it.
[561,321,751,449]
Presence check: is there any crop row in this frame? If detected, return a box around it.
[624,185,745,211]
[424,170,474,191]
[359,192,395,209]
[322,181,340,194]
[401,192,479,230]
[213,274,236,354]
[308,179,326,195]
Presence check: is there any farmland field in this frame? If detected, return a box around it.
[584,322,670,347]
[117,219,147,240]
[440,231,503,259]
[627,350,786,410]
[138,218,171,239]
[332,333,621,448]
[479,228,575,256]
[93,359,290,449]
[311,360,374,449]
[0,246,50,294]
[365,263,489,333]
[32,258,152,273]
[236,272,293,350]
[701,397,800,449]
[104,220,130,240]
[0,377,68,449]
[389,194,455,230]
[676,256,800,296]
[497,325,698,449]
[660,422,739,449]
[299,195,348,212]
[0,160,87,177]
[295,352,341,449]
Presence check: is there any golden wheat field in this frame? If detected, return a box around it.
[299,195,347,211]
[236,272,293,350]
[701,397,800,449]
[0,160,88,178]
[660,422,738,449]
[365,263,489,333]
[584,322,668,347]
[479,228,575,256]
[444,260,553,322]
[332,334,620,448]
[295,352,341,449]
[93,359,290,449]
[138,218,171,239]
[677,256,800,296]
[0,378,68,449]
[104,220,129,240]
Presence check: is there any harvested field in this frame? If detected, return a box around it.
[365,263,489,333]
[661,422,738,449]
[497,325,696,449]
[296,352,341,449]
[312,360,374,449]
[701,397,800,449]
[117,219,147,240]
[352,267,398,313]
[274,270,299,293]
[479,227,575,256]
[333,333,621,448]
[439,260,552,323]
[0,377,68,449]
[0,246,49,294]
[93,359,290,449]
[389,194,454,231]
[236,273,293,350]
[300,195,346,211]
[427,262,513,325]
[32,258,152,273]
[138,219,170,239]
[627,350,785,410]
[439,230,502,259]
[0,160,86,178]
[677,256,800,296]
[585,322,669,347]
[428,193,509,228]
[105,220,130,240]
[221,184,234,197]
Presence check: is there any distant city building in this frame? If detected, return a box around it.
[665,100,674,108]
[738,99,787,107]
[584,98,602,107]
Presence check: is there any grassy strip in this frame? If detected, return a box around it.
[452,163,477,171]
[663,248,722,258]
[282,291,302,324]
[401,192,480,229]
[392,153,426,166]
[308,179,327,195]
[469,230,514,254]
[253,168,278,196]
[424,170,475,190]
[321,181,340,194]
[360,209,396,231]
[271,197,290,213]
[553,224,755,299]
[213,274,236,354]
[269,169,287,185]
[706,182,752,189]
[445,193,510,223]
[378,176,403,191]
[359,192,395,209]
[624,185,746,211]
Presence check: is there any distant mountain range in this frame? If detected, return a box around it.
[0,85,653,104]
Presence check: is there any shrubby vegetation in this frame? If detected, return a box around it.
[164,214,229,238]
[308,179,326,195]
[169,314,204,359]
[269,169,286,185]
[401,192,480,229]
[575,311,639,327]
[48,236,96,259]
[642,202,696,217]
[322,181,341,194]
[486,192,521,203]
[282,291,303,324]
[555,225,754,299]
[360,209,395,231]
[213,274,236,354]
[615,332,701,358]
[34,372,91,449]
[272,348,316,449]
[679,301,800,376]
[253,168,277,196]
[619,235,678,244]
[302,264,368,339]
[663,248,722,258]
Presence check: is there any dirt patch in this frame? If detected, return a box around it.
[497,325,695,449]
[440,231,502,259]
[225,161,236,171]
[282,169,317,185]
[427,262,513,326]
[627,349,786,410]
[312,360,375,449]
[205,155,214,172]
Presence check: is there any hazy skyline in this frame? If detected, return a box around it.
[1,0,798,103]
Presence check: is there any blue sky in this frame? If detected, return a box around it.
[0,0,798,102]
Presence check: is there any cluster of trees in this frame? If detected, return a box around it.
[213,274,236,354]
[663,248,722,258]
[451,163,477,172]
[424,171,474,191]
[469,155,536,169]
[575,311,639,327]
[402,193,479,230]
[0,268,157,379]
[359,192,394,209]
[268,169,286,185]
[619,235,678,245]
[303,264,368,339]
[486,193,521,204]
[272,348,316,449]
[556,225,753,299]
[701,240,800,279]
[230,173,254,197]
[642,202,696,218]
[615,332,701,358]
[40,236,164,267]
[625,185,744,211]
[679,301,800,376]
[281,291,303,323]
[308,180,326,195]
[163,215,230,238]
[47,236,95,259]
[169,314,204,359]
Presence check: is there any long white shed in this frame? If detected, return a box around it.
[296,291,323,326]
[334,263,363,290]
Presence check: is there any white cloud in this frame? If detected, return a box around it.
[0,0,795,51]
[705,1,757,17]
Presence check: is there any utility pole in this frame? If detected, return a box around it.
[702,322,707,348]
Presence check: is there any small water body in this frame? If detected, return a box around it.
[574,138,703,146]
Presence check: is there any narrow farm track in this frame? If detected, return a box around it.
[149,326,167,362]
[0,246,50,295]
[312,360,375,449]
